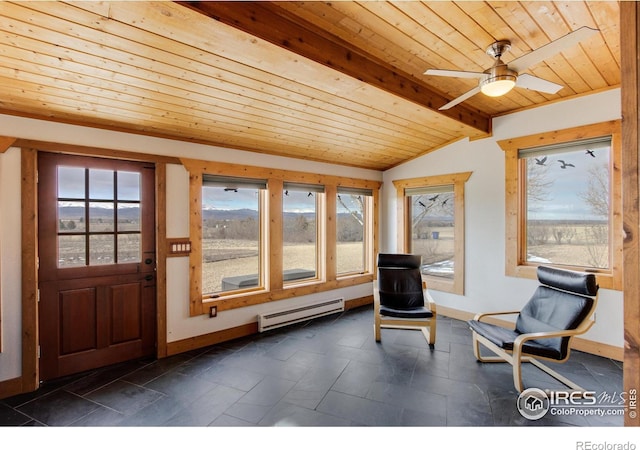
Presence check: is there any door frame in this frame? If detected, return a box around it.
[19,142,177,392]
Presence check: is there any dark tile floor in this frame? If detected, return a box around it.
[0,306,625,428]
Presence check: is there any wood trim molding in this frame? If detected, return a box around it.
[14,139,181,165]
[0,136,17,153]
[621,0,640,427]
[166,322,258,356]
[0,377,23,401]
[21,148,39,393]
[156,163,168,359]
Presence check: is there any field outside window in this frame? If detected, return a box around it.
[282,183,322,284]
[201,175,266,295]
[408,185,455,280]
[337,187,372,276]
[521,137,611,270]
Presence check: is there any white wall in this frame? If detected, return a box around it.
[381,89,623,348]
[0,147,22,381]
[0,114,381,383]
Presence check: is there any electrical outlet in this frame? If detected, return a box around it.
[209,306,217,318]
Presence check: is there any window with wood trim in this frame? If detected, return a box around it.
[282,182,324,285]
[394,172,471,295]
[498,120,622,290]
[201,175,268,295]
[337,187,373,276]
[182,158,380,316]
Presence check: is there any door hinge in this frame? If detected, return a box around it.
[38,345,41,359]
[37,289,40,302]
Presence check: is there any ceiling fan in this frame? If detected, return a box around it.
[424,26,599,110]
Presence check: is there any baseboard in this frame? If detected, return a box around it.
[345,295,373,310]
[166,295,374,356]
[0,376,25,401]
[166,322,258,356]
[437,304,624,362]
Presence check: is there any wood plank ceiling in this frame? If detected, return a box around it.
[0,1,620,171]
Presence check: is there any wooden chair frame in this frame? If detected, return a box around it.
[470,292,598,393]
[374,280,437,347]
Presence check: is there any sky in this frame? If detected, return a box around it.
[57,166,141,206]
[525,144,610,221]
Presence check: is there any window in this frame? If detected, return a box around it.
[337,187,373,276]
[282,183,324,284]
[394,172,471,294]
[407,185,455,280]
[57,166,142,267]
[201,175,267,295]
[499,120,622,290]
[183,158,380,316]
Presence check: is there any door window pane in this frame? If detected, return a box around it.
[89,169,114,200]
[117,171,141,201]
[117,204,140,232]
[118,234,140,263]
[58,166,85,199]
[89,235,114,265]
[58,201,85,233]
[89,203,114,232]
[58,235,86,267]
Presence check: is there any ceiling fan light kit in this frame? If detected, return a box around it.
[480,40,516,97]
[424,26,599,110]
[480,64,517,97]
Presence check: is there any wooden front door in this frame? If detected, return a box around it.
[38,152,157,381]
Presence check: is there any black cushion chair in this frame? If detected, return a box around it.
[468,265,599,392]
[374,253,436,348]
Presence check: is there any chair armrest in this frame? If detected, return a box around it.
[472,311,520,322]
[424,289,436,314]
[512,318,596,356]
[373,282,380,313]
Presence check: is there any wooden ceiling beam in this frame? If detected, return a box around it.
[178,1,491,134]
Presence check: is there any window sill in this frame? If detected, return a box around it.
[508,263,621,291]
[196,273,374,315]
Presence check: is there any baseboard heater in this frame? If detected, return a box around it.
[258,298,345,332]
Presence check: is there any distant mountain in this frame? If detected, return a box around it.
[58,206,140,220]
[202,209,318,221]
[202,208,258,221]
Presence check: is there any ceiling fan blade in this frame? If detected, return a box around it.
[438,86,481,110]
[509,26,599,73]
[424,68,485,79]
[516,73,563,94]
